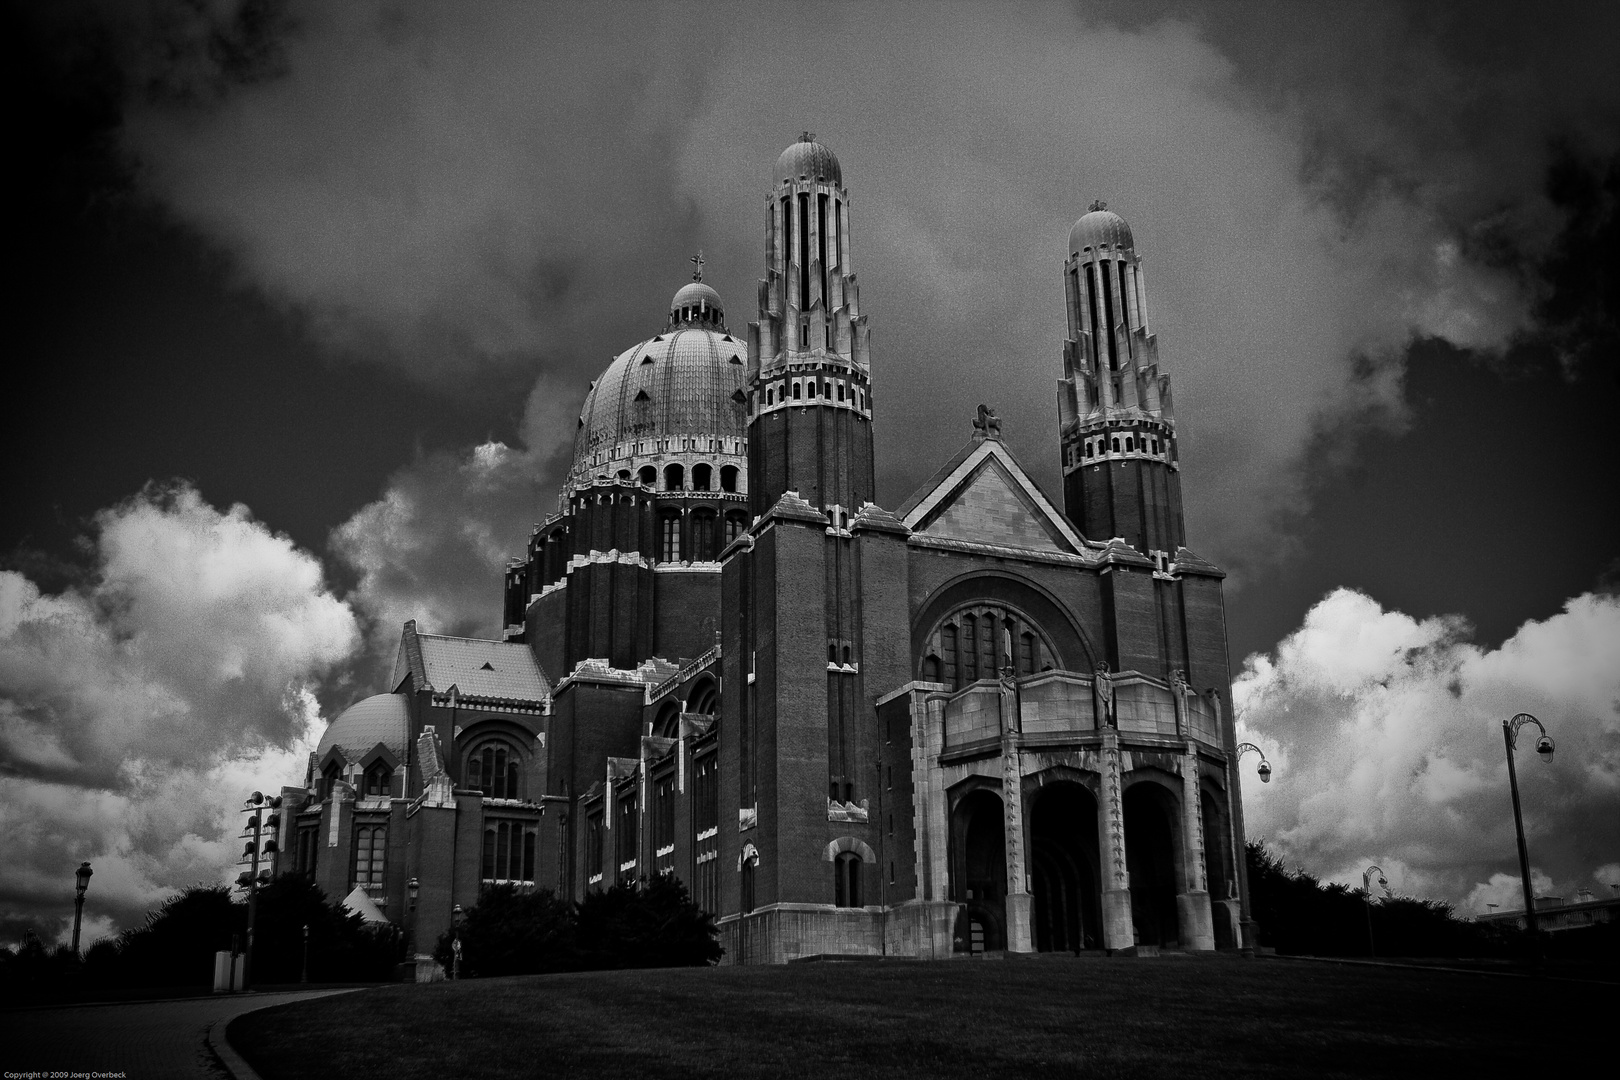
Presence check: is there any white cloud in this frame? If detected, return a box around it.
[0,487,355,943]
[1236,588,1620,912]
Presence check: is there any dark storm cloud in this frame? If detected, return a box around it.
[92,0,1618,588]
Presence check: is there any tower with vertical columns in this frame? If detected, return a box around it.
[1057,202,1185,567]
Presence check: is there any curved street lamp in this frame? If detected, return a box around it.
[72,862,93,958]
[1226,742,1275,957]
[1361,864,1388,958]
[1502,712,1554,958]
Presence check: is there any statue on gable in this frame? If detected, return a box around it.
[972,404,1002,441]
[1092,660,1115,728]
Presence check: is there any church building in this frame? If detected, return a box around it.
[274,135,1257,968]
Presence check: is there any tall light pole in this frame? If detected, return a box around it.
[72,862,93,958]
[1361,865,1387,958]
[1502,712,1554,959]
[1228,743,1272,957]
[237,791,281,991]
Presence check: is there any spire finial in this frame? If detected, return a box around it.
[690,250,704,282]
[800,131,816,144]
[1088,199,1107,213]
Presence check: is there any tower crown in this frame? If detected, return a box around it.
[775,133,842,186]
[1068,201,1135,254]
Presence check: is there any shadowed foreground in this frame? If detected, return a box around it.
[231,955,1612,1079]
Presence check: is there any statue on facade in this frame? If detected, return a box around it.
[1093,660,1115,728]
[1170,668,1192,737]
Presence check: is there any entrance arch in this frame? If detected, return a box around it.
[1029,781,1101,952]
[949,788,1007,952]
[1123,781,1183,947]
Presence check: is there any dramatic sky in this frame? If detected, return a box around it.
[4,0,1617,945]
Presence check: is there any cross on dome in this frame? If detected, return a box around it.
[800,131,816,143]
[1089,199,1107,212]
[690,251,705,282]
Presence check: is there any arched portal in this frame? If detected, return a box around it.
[1030,781,1101,952]
[950,788,1007,952]
[1123,781,1182,947]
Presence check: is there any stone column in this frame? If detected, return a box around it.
[1000,679,1033,953]
[1177,743,1216,950]
[1097,729,1134,951]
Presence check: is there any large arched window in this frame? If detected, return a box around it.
[920,602,1059,689]
[835,851,863,908]
[720,465,739,493]
[691,463,712,491]
[638,465,657,486]
[466,741,523,800]
[664,463,685,490]
[687,678,717,717]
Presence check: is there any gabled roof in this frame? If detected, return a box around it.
[391,620,551,704]
[899,436,1091,558]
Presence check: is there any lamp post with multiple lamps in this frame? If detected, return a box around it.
[236,790,280,991]
[1227,742,1273,957]
[1361,865,1388,958]
[1502,712,1555,958]
[406,877,421,980]
[72,862,93,958]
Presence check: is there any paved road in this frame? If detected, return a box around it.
[1,989,358,1079]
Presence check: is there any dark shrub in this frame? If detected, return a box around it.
[434,884,578,977]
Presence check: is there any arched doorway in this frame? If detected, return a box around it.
[950,788,1007,952]
[1123,781,1182,947]
[1030,781,1101,952]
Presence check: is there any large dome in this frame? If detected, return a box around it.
[775,134,842,187]
[567,317,748,490]
[316,693,410,763]
[1069,205,1134,254]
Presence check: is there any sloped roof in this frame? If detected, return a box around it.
[391,620,550,703]
[341,886,389,924]
[899,435,1091,559]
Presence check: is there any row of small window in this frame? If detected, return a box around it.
[673,304,723,326]
[761,377,865,410]
[659,511,749,562]
[614,436,740,458]
[623,462,740,492]
[1066,431,1167,467]
[321,760,394,799]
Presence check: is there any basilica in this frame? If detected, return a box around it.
[272,135,1256,968]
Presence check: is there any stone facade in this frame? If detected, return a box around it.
[279,136,1253,967]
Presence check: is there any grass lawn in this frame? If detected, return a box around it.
[230,955,1613,1079]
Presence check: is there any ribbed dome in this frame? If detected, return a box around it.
[775,134,842,187]
[568,327,748,488]
[1069,205,1134,253]
[316,693,410,762]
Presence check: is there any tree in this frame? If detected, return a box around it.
[112,884,243,988]
[250,875,400,984]
[575,876,722,969]
[435,884,578,977]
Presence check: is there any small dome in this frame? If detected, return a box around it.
[671,281,723,316]
[315,693,410,763]
[775,133,842,187]
[1069,203,1134,253]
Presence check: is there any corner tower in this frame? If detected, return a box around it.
[1056,203,1184,563]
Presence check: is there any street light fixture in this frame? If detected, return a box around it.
[1361,864,1388,958]
[1227,742,1275,958]
[72,862,93,958]
[1502,712,1554,960]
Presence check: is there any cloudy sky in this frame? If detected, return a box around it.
[4,0,1617,944]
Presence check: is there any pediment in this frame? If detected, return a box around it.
[901,440,1084,556]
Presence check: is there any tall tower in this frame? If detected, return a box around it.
[720,136,904,955]
[1056,203,1185,565]
[746,133,874,515]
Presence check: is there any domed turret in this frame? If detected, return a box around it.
[1068,200,1134,254]
[669,279,725,331]
[775,132,842,187]
[315,693,410,763]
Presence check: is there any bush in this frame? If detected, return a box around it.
[248,875,401,983]
[111,884,244,988]
[436,876,721,978]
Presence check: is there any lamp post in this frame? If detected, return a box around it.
[1228,742,1272,958]
[236,790,281,991]
[406,877,421,980]
[301,923,310,983]
[451,903,464,980]
[72,862,93,958]
[1502,712,1554,960]
[1361,865,1388,958]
